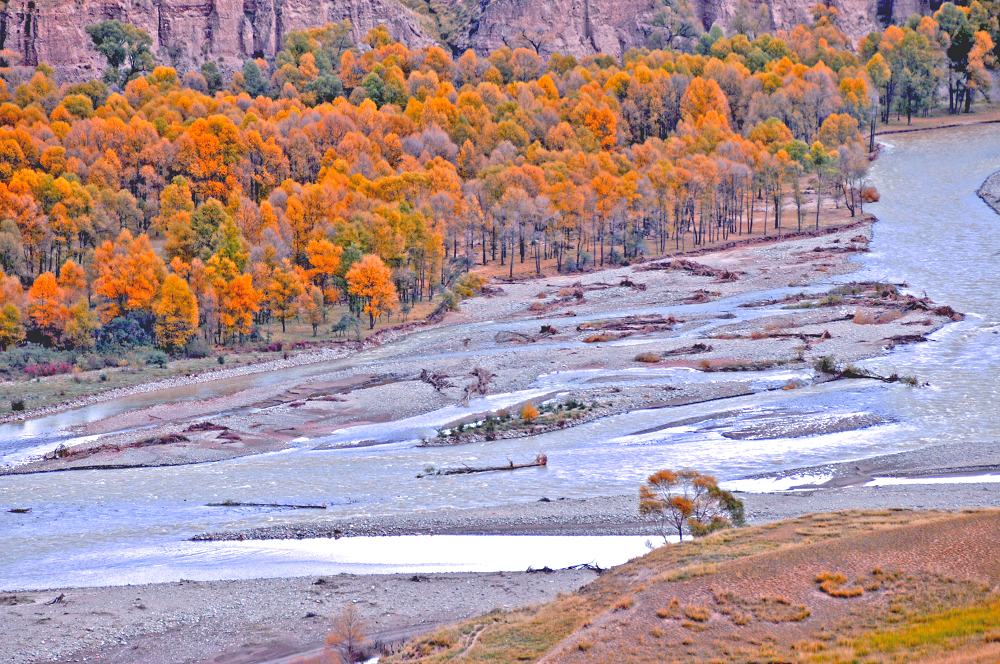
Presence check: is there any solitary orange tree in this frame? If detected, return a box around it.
[346,254,398,329]
[639,469,744,541]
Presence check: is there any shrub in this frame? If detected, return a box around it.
[217,355,225,365]
[440,290,459,311]
[10,399,24,411]
[816,571,865,598]
[634,352,661,363]
[184,336,212,358]
[682,604,711,622]
[852,308,878,325]
[613,595,634,611]
[144,349,169,368]
[861,186,880,202]
[23,361,74,378]
[520,402,539,423]
[813,355,838,374]
[97,314,152,350]
[582,332,615,343]
[453,272,487,298]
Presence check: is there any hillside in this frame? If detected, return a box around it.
[0,0,921,81]
[390,510,1000,662]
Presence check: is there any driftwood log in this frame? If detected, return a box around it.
[418,454,548,478]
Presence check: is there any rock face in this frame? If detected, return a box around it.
[0,0,436,81]
[0,0,934,82]
[463,0,925,58]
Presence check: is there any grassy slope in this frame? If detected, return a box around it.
[388,509,1000,662]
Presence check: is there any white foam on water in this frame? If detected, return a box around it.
[865,474,1000,487]
[722,473,833,493]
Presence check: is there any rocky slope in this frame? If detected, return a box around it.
[0,0,932,81]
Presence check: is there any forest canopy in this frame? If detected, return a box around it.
[0,3,994,370]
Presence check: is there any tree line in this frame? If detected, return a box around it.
[0,3,993,361]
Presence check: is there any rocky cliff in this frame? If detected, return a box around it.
[0,0,934,82]
[0,0,436,81]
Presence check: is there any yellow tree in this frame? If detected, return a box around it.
[154,274,199,351]
[63,299,98,350]
[266,260,304,332]
[0,303,24,350]
[346,254,398,329]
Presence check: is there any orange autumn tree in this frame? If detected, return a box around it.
[219,273,261,341]
[153,274,199,351]
[639,469,744,541]
[93,230,166,322]
[27,272,69,343]
[306,238,343,312]
[346,254,398,329]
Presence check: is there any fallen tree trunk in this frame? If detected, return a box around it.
[206,501,327,509]
[418,454,547,478]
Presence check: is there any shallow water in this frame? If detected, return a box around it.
[4,534,663,591]
[2,125,1000,589]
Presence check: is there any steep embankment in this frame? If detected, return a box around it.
[0,0,924,81]
[391,509,1000,663]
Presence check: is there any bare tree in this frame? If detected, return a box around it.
[324,604,367,663]
[462,366,495,403]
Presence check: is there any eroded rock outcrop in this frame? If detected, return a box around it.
[0,0,933,81]
[0,0,435,81]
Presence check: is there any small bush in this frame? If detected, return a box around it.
[10,399,24,411]
[613,595,634,611]
[441,290,460,311]
[634,352,661,363]
[217,355,226,365]
[582,332,615,343]
[184,336,212,358]
[816,571,865,598]
[852,309,878,325]
[861,186,880,202]
[520,402,539,423]
[813,355,838,374]
[682,604,711,622]
[23,361,74,378]
[144,349,169,368]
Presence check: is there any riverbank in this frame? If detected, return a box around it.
[875,102,1000,135]
[3,214,958,476]
[0,569,597,664]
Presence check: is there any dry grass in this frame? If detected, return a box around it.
[581,333,616,343]
[386,510,1000,663]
